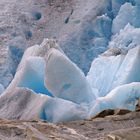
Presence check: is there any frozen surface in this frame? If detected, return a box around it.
[89,82,140,118]
[112,2,140,34]
[109,24,140,51]
[1,40,140,122]
[0,88,87,123]
[87,46,140,97]
[87,53,124,97]
[111,47,140,88]
[0,0,140,123]
[18,57,52,96]
[45,48,96,104]
[0,84,4,95]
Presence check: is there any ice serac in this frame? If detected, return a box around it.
[112,2,140,34]
[87,32,140,97]
[45,48,96,104]
[86,49,124,97]
[112,46,140,88]
[4,39,62,95]
[88,82,140,118]
[1,38,140,123]
[109,24,140,52]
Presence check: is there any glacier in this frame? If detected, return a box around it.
[0,38,140,123]
[0,0,140,123]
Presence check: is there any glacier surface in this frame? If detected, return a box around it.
[0,0,140,123]
[0,38,140,123]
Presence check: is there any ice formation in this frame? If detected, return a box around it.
[0,37,139,123]
[45,48,96,104]
[88,82,140,118]
[0,0,140,123]
[0,88,88,122]
[112,2,140,34]
[0,84,4,95]
[87,46,140,97]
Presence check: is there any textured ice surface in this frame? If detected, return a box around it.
[87,53,124,97]
[0,88,87,123]
[112,2,140,34]
[0,84,4,95]
[45,48,96,104]
[89,82,140,118]
[1,40,140,123]
[61,0,113,74]
[110,24,140,51]
[0,0,140,123]
[87,46,140,97]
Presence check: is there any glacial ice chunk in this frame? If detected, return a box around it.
[0,87,88,123]
[112,2,140,34]
[45,48,96,104]
[40,97,88,123]
[111,46,140,88]
[89,82,140,118]
[87,46,140,97]
[109,24,140,52]
[5,38,61,95]
[86,52,124,97]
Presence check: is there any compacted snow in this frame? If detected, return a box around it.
[0,0,140,122]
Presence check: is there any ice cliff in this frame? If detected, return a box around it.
[0,0,140,122]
